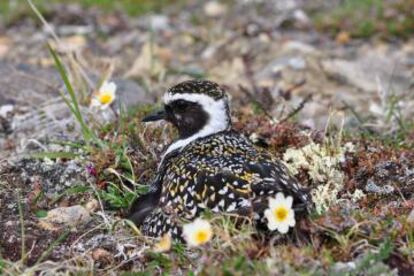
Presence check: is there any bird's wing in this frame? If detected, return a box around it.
[248,161,308,198]
[140,207,183,239]
[192,169,254,215]
[244,151,311,213]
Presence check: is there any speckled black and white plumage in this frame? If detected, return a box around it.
[129,80,310,239]
[167,79,226,100]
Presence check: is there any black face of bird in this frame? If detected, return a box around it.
[142,99,209,139]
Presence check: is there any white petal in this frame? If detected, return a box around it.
[277,223,289,234]
[183,223,196,236]
[264,209,273,222]
[268,197,277,209]
[285,196,293,208]
[287,214,296,227]
[182,226,196,246]
[90,98,100,107]
[269,196,285,210]
[275,192,285,202]
[99,103,110,110]
[264,209,276,230]
[267,220,278,231]
[100,81,117,94]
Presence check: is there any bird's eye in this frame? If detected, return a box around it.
[174,100,189,111]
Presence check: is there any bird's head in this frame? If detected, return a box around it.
[143,80,231,142]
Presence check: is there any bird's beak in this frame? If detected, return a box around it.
[142,108,166,122]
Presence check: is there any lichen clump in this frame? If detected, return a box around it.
[283,142,355,214]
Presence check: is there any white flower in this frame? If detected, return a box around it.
[90,81,117,109]
[264,192,295,234]
[182,218,213,247]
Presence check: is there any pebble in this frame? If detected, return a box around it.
[204,1,227,17]
[365,179,395,194]
[0,104,14,117]
[38,205,91,230]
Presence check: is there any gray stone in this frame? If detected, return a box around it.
[365,179,395,194]
[148,15,170,31]
[16,158,93,196]
[0,61,152,108]
[39,205,91,230]
[0,62,153,157]
[255,56,306,81]
[321,52,413,93]
[331,261,356,273]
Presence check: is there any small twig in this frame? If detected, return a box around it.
[341,100,365,126]
[88,181,111,229]
[341,100,376,135]
[241,53,260,95]
[22,139,49,152]
[280,79,307,100]
[35,230,70,265]
[238,85,274,121]
[26,0,60,44]
[16,190,26,264]
[278,94,312,124]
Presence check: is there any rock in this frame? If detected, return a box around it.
[0,62,61,107]
[365,179,395,195]
[92,248,114,266]
[49,35,88,52]
[38,205,91,230]
[281,41,319,55]
[148,15,170,31]
[274,0,298,11]
[85,199,99,213]
[331,261,356,273]
[74,234,116,253]
[335,31,351,45]
[292,9,311,27]
[16,159,92,196]
[204,1,227,17]
[124,42,168,79]
[0,36,11,58]
[0,62,152,157]
[0,62,151,108]
[321,51,412,93]
[114,77,152,108]
[255,56,306,82]
[0,104,14,118]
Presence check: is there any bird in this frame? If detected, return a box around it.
[129,79,310,240]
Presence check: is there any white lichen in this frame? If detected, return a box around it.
[350,189,366,203]
[283,142,355,214]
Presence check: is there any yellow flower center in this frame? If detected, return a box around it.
[195,230,209,244]
[273,207,288,222]
[98,92,113,105]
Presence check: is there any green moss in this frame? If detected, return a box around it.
[0,0,185,26]
[311,0,414,39]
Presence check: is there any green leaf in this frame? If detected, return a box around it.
[48,44,101,145]
[30,151,79,160]
[35,230,70,265]
[35,210,48,218]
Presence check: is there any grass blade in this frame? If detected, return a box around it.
[48,44,95,142]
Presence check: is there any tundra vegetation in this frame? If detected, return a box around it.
[0,0,413,274]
